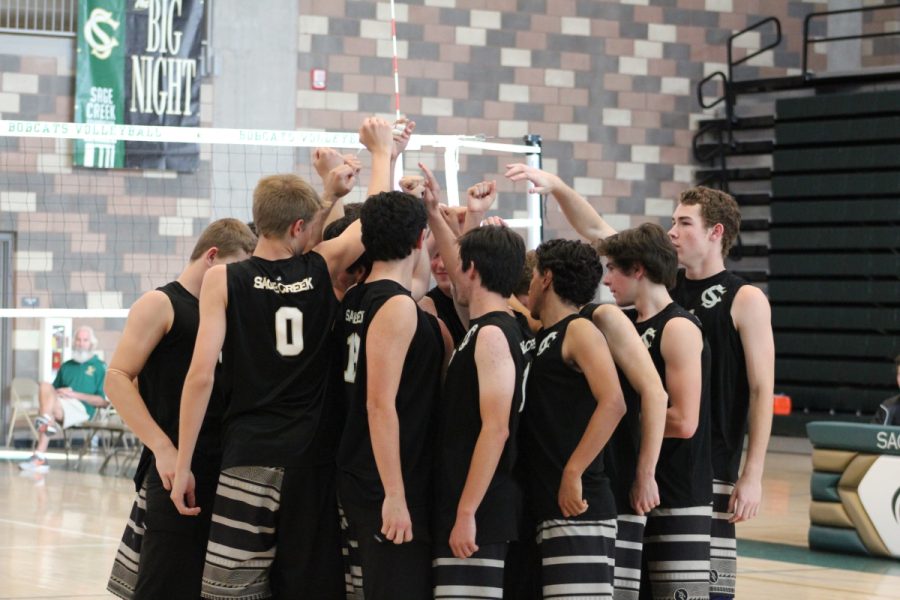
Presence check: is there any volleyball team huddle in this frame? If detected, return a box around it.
[104,116,774,600]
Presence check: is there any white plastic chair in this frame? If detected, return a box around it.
[5,377,40,447]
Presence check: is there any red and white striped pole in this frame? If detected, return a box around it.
[390,0,402,122]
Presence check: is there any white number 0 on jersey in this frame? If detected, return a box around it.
[275,307,304,356]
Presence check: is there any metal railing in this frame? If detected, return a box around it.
[0,0,77,37]
[802,3,900,77]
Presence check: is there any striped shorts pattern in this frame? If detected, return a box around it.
[107,485,147,600]
[201,466,284,600]
[536,518,616,600]
[643,505,712,600]
[710,480,737,598]
[338,502,363,599]
[433,543,507,599]
[612,514,647,600]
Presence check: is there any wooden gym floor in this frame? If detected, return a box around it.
[1,443,899,599]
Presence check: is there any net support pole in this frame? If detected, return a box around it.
[390,0,403,190]
[443,141,461,207]
[523,134,543,248]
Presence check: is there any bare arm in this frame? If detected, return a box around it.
[450,325,515,559]
[659,317,704,439]
[105,290,177,487]
[420,163,464,290]
[558,319,626,518]
[171,265,228,516]
[590,304,667,515]
[366,295,418,544]
[730,285,774,522]
[362,117,394,197]
[463,180,497,233]
[505,163,617,241]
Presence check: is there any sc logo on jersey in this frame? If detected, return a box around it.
[700,284,727,309]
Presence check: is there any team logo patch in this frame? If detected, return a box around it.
[640,327,656,350]
[537,331,558,356]
[673,589,688,600]
[85,366,96,376]
[700,284,727,309]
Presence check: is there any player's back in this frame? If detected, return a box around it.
[220,252,339,469]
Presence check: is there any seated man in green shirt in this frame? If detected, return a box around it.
[19,325,108,473]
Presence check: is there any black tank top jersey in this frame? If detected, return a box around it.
[628,302,713,507]
[579,303,642,514]
[520,314,616,521]
[132,282,225,489]
[426,286,467,346]
[336,279,444,524]
[220,253,339,469]
[671,269,750,482]
[435,311,534,544]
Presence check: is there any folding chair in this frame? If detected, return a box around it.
[5,378,40,447]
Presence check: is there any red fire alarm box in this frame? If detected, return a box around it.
[311,68,327,90]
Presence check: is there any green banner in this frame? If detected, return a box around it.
[75,0,126,168]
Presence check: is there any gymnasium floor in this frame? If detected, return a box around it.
[1,443,899,599]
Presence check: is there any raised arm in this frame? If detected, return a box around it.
[450,326,515,559]
[729,285,774,523]
[171,265,228,516]
[463,180,497,233]
[420,163,463,289]
[590,304,667,515]
[558,319,626,518]
[361,117,394,197]
[105,290,177,487]
[366,295,418,544]
[505,163,617,241]
[659,317,704,439]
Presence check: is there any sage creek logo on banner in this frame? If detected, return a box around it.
[75,0,203,171]
[84,9,121,60]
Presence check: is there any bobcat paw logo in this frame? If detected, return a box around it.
[85,366,96,376]
[673,590,688,600]
[700,284,727,309]
[640,327,656,350]
[84,8,120,60]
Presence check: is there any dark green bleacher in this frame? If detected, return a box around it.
[771,89,900,430]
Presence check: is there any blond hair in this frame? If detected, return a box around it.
[252,174,322,238]
[190,218,257,260]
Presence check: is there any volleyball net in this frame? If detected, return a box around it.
[0,119,542,396]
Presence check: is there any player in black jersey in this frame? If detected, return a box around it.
[170,117,395,600]
[337,191,451,599]
[105,219,256,600]
[416,178,499,346]
[668,188,773,600]
[597,224,713,600]
[522,239,625,599]
[506,166,773,600]
[421,164,532,600]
